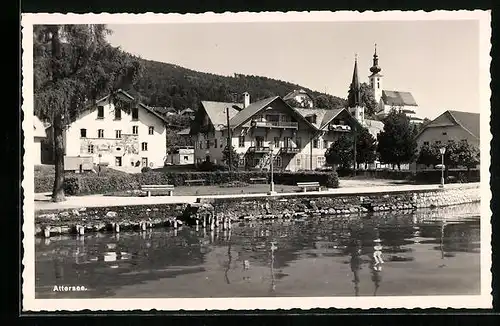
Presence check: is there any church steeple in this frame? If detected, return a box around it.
[370,43,382,75]
[348,54,365,124]
[369,43,383,104]
[349,54,361,108]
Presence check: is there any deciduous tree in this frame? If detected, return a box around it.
[222,145,239,170]
[376,109,418,169]
[347,82,378,117]
[356,127,377,168]
[325,134,354,170]
[34,24,142,202]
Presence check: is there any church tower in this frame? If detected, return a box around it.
[348,55,365,124]
[369,44,383,104]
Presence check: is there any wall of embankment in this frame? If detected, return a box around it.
[34,183,480,237]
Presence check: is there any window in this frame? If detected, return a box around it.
[141,142,148,151]
[115,130,122,139]
[206,140,210,149]
[115,156,122,167]
[317,156,326,167]
[98,129,104,138]
[442,132,447,136]
[377,82,380,89]
[313,138,319,149]
[132,126,138,135]
[423,141,429,146]
[183,155,189,162]
[214,139,218,148]
[435,140,442,145]
[87,145,94,154]
[97,106,104,119]
[199,141,203,149]
[323,140,329,149]
[296,158,302,169]
[274,137,280,148]
[238,135,245,148]
[115,108,121,120]
[80,128,87,138]
[275,156,282,168]
[148,126,154,135]
[296,137,302,148]
[239,157,246,167]
[131,108,139,120]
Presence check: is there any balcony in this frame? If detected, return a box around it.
[280,147,301,154]
[328,124,351,132]
[247,146,270,154]
[251,120,299,129]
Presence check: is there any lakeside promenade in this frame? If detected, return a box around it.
[33,183,480,212]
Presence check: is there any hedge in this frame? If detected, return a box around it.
[41,170,339,195]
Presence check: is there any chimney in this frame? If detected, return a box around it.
[243,92,250,108]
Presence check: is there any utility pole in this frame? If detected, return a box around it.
[226,107,232,171]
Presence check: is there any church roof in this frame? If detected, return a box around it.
[382,90,418,107]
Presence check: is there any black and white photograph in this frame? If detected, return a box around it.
[21,11,491,310]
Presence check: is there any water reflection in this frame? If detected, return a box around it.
[35,203,481,298]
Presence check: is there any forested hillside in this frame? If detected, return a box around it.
[131,58,347,111]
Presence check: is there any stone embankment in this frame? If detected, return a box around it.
[34,183,480,238]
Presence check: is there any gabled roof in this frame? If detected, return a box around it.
[283,89,314,101]
[89,89,168,124]
[415,110,480,140]
[201,101,242,131]
[382,90,418,107]
[33,116,47,138]
[180,108,195,115]
[447,110,480,139]
[229,96,279,128]
[292,108,330,129]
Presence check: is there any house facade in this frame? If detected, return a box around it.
[415,110,480,149]
[54,89,167,172]
[33,115,47,165]
[191,94,360,172]
[283,89,314,108]
[167,146,195,165]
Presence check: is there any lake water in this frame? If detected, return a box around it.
[35,202,481,298]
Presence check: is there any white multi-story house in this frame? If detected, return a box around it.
[190,92,361,172]
[47,89,168,172]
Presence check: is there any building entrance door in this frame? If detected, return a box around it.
[142,157,148,167]
[115,156,122,167]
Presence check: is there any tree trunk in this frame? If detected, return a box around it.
[52,114,66,202]
[397,163,401,170]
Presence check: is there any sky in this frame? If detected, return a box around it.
[107,20,481,120]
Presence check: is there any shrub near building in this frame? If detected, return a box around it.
[54,170,339,195]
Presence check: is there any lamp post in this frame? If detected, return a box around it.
[268,143,277,195]
[439,147,446,188]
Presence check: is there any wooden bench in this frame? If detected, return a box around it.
[140,184,175,197]
[297,181,322,192]
[249,177,268,184]
[184,179,206,186]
